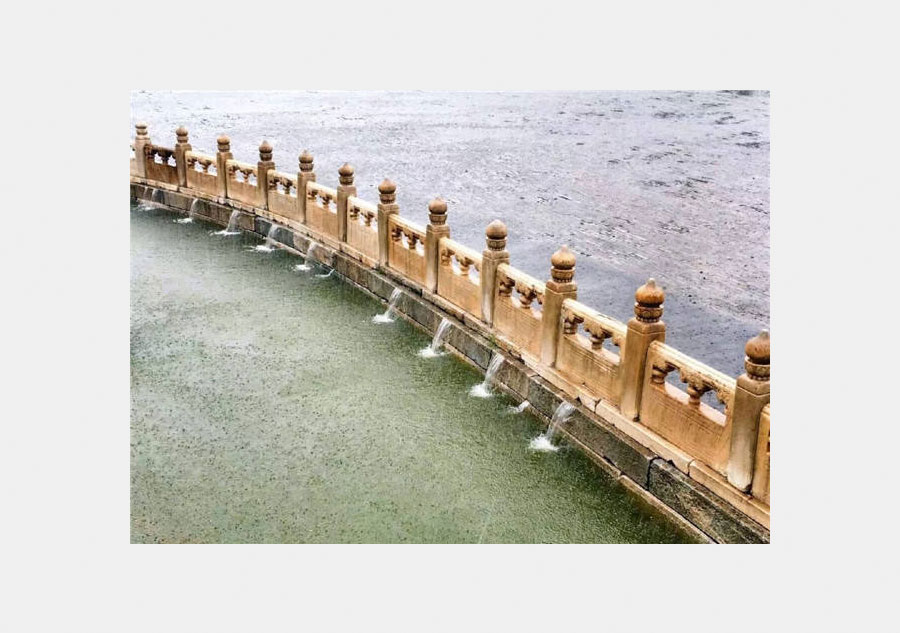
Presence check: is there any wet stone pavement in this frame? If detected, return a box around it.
[131,90,769,376]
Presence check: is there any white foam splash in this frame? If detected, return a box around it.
[528,434,560,452]
[174,217,193,224]
[294,263,312,272]
[468,354,504,398]
[468,383,493,398]
[373,288,403,324]
[418,319,451,358]
[506,400,530,415]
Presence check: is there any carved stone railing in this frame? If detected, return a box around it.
[557,299,627,407]
[306,181,339,240]
[130,122,772,526]
[144,144,178,185]
[438,238,483,319]
[641,341,736,474]
[185,151,218,196]
[347,196,378,262]
[388,215,427,285]
[752,404,770,505]
[493,264,545,360]
[225,159,259,206]
[266,170,298,221]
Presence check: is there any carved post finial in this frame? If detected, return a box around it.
[135,122,149,139]
[217,135,231,153]
[634,278,665,323]
[428,198,448,225]
[259,140,273,162]
[485,219,507,251]
[299,150,314,173]
[339,163,355,186]
[550,245,576,283]
[174,126,191,187]
[727,329,772,491]
[378,179,397,205]
[744,329,770,381]
[541,245,577,367]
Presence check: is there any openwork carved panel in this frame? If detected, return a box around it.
[493,263,544,359]
[437,238,482,318]
[184,151,218,196]
[555,299,627,405]
[346,196,378,261]
[640,341,737,474]
[388,215,426,284]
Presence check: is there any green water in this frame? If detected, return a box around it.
[130,202,700,543]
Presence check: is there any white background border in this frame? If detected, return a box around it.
[4,0,897,630]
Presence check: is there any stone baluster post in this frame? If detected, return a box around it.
[336,163,356,242]
[425,198,450,292]
[257,141,274,210]
[620,279,667,420]
[540,246,577,366]
[174,126,191,188]
[481,220,510,326]
[133,122,151,178]
[215,135,233,199]
[377,179,398,267]
[727,330,771,491]
[297,150,315,225]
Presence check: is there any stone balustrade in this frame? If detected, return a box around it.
[130,122,772,534]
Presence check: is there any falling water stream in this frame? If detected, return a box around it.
[469,353,504,398]
[373,288,403,323]
[294,243,318,271]
[251,223,279,252]
[418,318,452,358]
[175,199,199,224]
[212,210,242,236]
[529,402,576,452]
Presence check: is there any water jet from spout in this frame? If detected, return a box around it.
[529,401,575,451]
[506,400,530,415]
[175,199,199,224]
[418,318,452,358]
[373,288,403,323]
[251,222,279,252]
[469,353,504,398]
[212,210,241,236]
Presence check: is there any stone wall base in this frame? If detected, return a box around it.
[131,182,770,543]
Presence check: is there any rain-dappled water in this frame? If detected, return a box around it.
[130,203,700,543]
[131,90,768,377]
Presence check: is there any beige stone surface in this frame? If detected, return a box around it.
[388,215,427,285]
[185,151,218,197]
[437,237,483,319]
[639,341,735,475]
[751,404,770,505]
[225,159,260,207]
[145,145,179,185]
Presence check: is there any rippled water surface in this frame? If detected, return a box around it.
[130,90,768,376]
[130,203,700,543]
